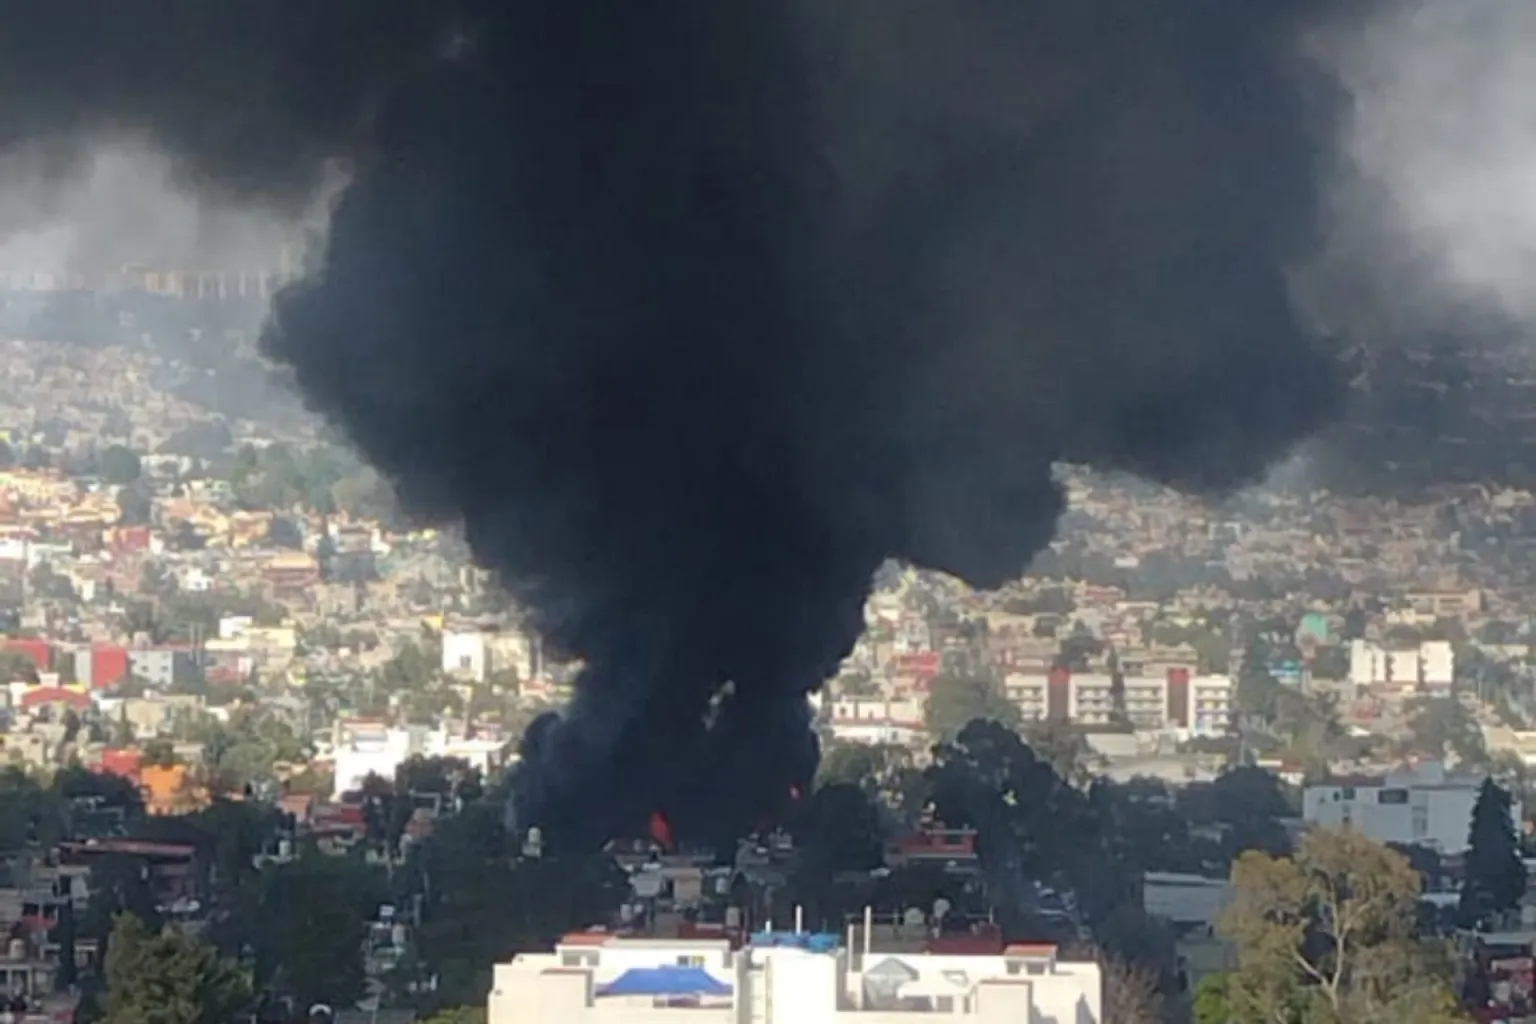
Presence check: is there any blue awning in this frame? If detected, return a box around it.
[597,967,733,998]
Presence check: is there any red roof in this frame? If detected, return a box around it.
[313,803,366,827]
[925,935,1004,955]
[20,687,89,711]
[59,839,195,860]
[97,749,142,780]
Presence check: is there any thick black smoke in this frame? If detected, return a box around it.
[6,2,1370,847]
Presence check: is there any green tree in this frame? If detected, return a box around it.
[1021,718,1097,787]
[250,851,386,1010]
[816,741,924,815]
[141,739,178,769]
[20,444,50,470]
[402,801,628,1010]
[159,421,234,461]
[116,480,154,527]
[926,720,1105,924]
[397,755,482,803]
[82,856,163,944]
[102,912,250,1024]
[99,445,143,486]
[0,650,39,684]
[1407,698,1487,767]
[191,708,309,793]
[0,767,60,849]
[1179,766,1294,862]
[1221,828,1466,1024]
[376,637,443,694]
[1191,973,1233,1024]
[418,1010,486,1024]
[779,782,887,931]
[1101,958,1163,1024]
[923,673,1020,742]
[1459,777,1527,928]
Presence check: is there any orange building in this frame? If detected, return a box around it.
[139,764,209,816]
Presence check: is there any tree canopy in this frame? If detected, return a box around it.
[98,444,142,487]
[101,912,250,1024]
[922,673,1020,742]
[1220,828,1465,1024]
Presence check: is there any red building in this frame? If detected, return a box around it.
[894,652,942,682]
[97,748,143,782]
[110,526,152,555]
[3,638,53,673]
[89,645,129,689]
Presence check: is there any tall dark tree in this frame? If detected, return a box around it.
[116,479,154,526]
[1460,778,1527,927]
[402,801,628,1011]
[98,444,143,486]
[926,720,1103,928]
[250,851,387,1011]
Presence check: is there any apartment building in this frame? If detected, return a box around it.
[331,719,511,798]
[1349,639,1454,694]
[1001,668,1232,738]
[488,932,1102,1024]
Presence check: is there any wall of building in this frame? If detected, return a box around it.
[1350,639,1455,691]
[1304,771,1521,854]
[442,630,489,683]
[489,938,1102,1024]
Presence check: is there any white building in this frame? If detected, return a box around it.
[331,720,511,798]
[442,627,491,683]
[332,721,413,797]
[826,698,925,747]
[1349,639,1454,693]
[1303,761,1520,855]
[489,934,1102,1024]
[998,669,1231,738]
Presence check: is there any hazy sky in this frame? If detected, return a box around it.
[1335,0,1536,327]
[0,142,331,280]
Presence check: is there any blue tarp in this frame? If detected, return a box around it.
[751,931,841,953]
[597,967,733,998]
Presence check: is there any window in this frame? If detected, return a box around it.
[676,955,705,968]
[459,655,473,670]
[1341,786,1356,800]
[1378,788,1409,805]
[1412,805,1429,839]
[561,952,597,968]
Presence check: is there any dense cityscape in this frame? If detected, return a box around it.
[0,282,1521,1023]
[4,6,1536,1024]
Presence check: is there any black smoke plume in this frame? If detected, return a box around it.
[4,2,1380,847]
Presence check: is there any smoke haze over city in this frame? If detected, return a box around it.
[4,1,1536,847]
